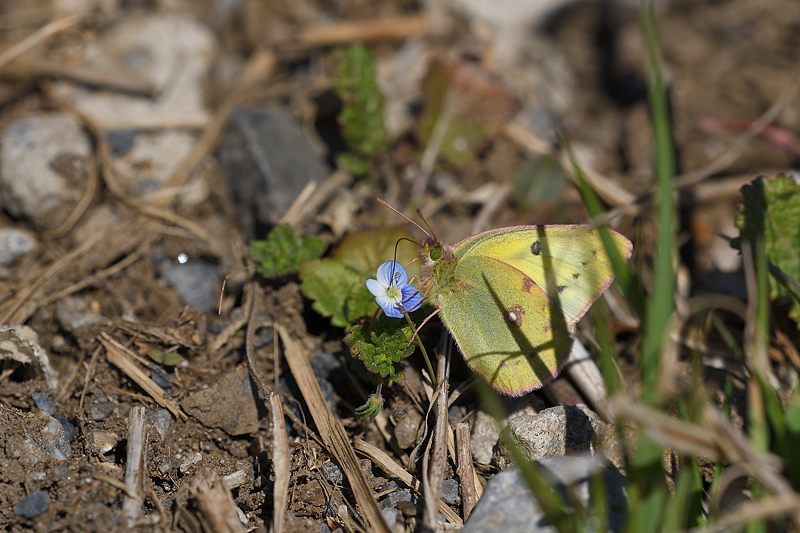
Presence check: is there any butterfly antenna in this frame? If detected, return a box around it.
[415,208,439,244]
[377,198,433,240]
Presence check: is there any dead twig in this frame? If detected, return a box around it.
[353,439,463,525]
[423,344,450,530]
[101,333,186,420]
[0,14,78,69]
[3,58,157,96]
[123,406,147,525]
[271,393,290,533]
[161,49,276,194]
[277,324,390,533]
[299,15,428,47]
[455,422,478,520]
[191,470,245,533]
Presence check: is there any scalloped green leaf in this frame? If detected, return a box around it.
[250,224,326,279]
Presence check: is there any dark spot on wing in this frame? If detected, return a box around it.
[591,249,599,258]
[557,285,567,294]
[530,240,542,256]
[521,276,534,292]
[580,260,588,267]
[572,272,580,280]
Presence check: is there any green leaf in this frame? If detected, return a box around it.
[513,154,567,207]
[147,348,185,367]
[299,226,420,327]
[299,259,373,328]
[250,224,326,279]
[418,58,517,166]
[736,174,800,325]
[345,317,415,383]
[331,44,387,166]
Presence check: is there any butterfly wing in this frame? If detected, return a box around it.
[435,255,574,396]
[452,225,632,326]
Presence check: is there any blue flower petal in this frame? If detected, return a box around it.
[377,295,404,318]
[376,260,407,287]
[365,278,385,298]
[400,284,423,312]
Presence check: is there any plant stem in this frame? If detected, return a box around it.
[404,311,436,387]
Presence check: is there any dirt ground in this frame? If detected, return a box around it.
[1,0,799,531]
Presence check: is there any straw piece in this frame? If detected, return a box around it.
[123,406,146,524]
[270,393,290,533]
[101,333,186,420]
[277,325,389,533]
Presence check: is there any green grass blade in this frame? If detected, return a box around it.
[639,0,677,403]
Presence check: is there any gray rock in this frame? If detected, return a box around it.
[148,408,173,441]
[441,478,461,506]
[50,14,215,126]
[160,257,220,312]
[0,113,90,227]
[55,297,105,333]
[320,461,343,485]
[0,228,38,266]
[92,431,118,454]
[181,365,260,436]
[31,392,57,415]
[501,405,614,463]
[471,410,501,465]
[464,455,627,532]
[89,398,115,421]
[218,105,328,237]
[394,408,423,450]
[381,507,401,528]
[310,352,341,409]
[14,490,49,519]
[39,414,71,460]
[381,488,418,517]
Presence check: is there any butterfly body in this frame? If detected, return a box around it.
[421,224,632,396]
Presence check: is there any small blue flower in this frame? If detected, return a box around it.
[366,261,423,318]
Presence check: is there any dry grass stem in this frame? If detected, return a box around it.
[0,14,78,69]
[277,324,390,533]
[300,15,428,47]
[191,470,245,533]
[4,58,157,96]
[353,439,463,525]
[101,333,186,420]
[270,393,290,533]
[123,406,146,524]
[455,422,478,520]
[423,347,450,530]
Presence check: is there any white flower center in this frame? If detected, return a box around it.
[385,284,402,302]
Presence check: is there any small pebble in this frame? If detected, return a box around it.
[320,460,343,485]
[52,465,71,481]
[0,228,37,266]
[89,398,115,421]
[148,408,173,440]
[14,490,49,519]
[440,478,461,506]
[179,452,202,473]
[150,367,172,391]
[31,392,57,415]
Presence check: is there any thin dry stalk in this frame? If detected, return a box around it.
[162,49,276,193]
[101,333,186,420]
[423,345,450,530]
[0,14,78,69]
[270,393,290,533]
[4,58,156,96]
[123,406,146,524]
[694,494,800,533]
[300,15,428,47]
[455,423,478,520]
[353,439,462,525]
[191,470,244,533]
[276,324,390,533]
[564,340,611,421]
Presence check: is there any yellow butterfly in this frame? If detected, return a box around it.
[402,209,632,396]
